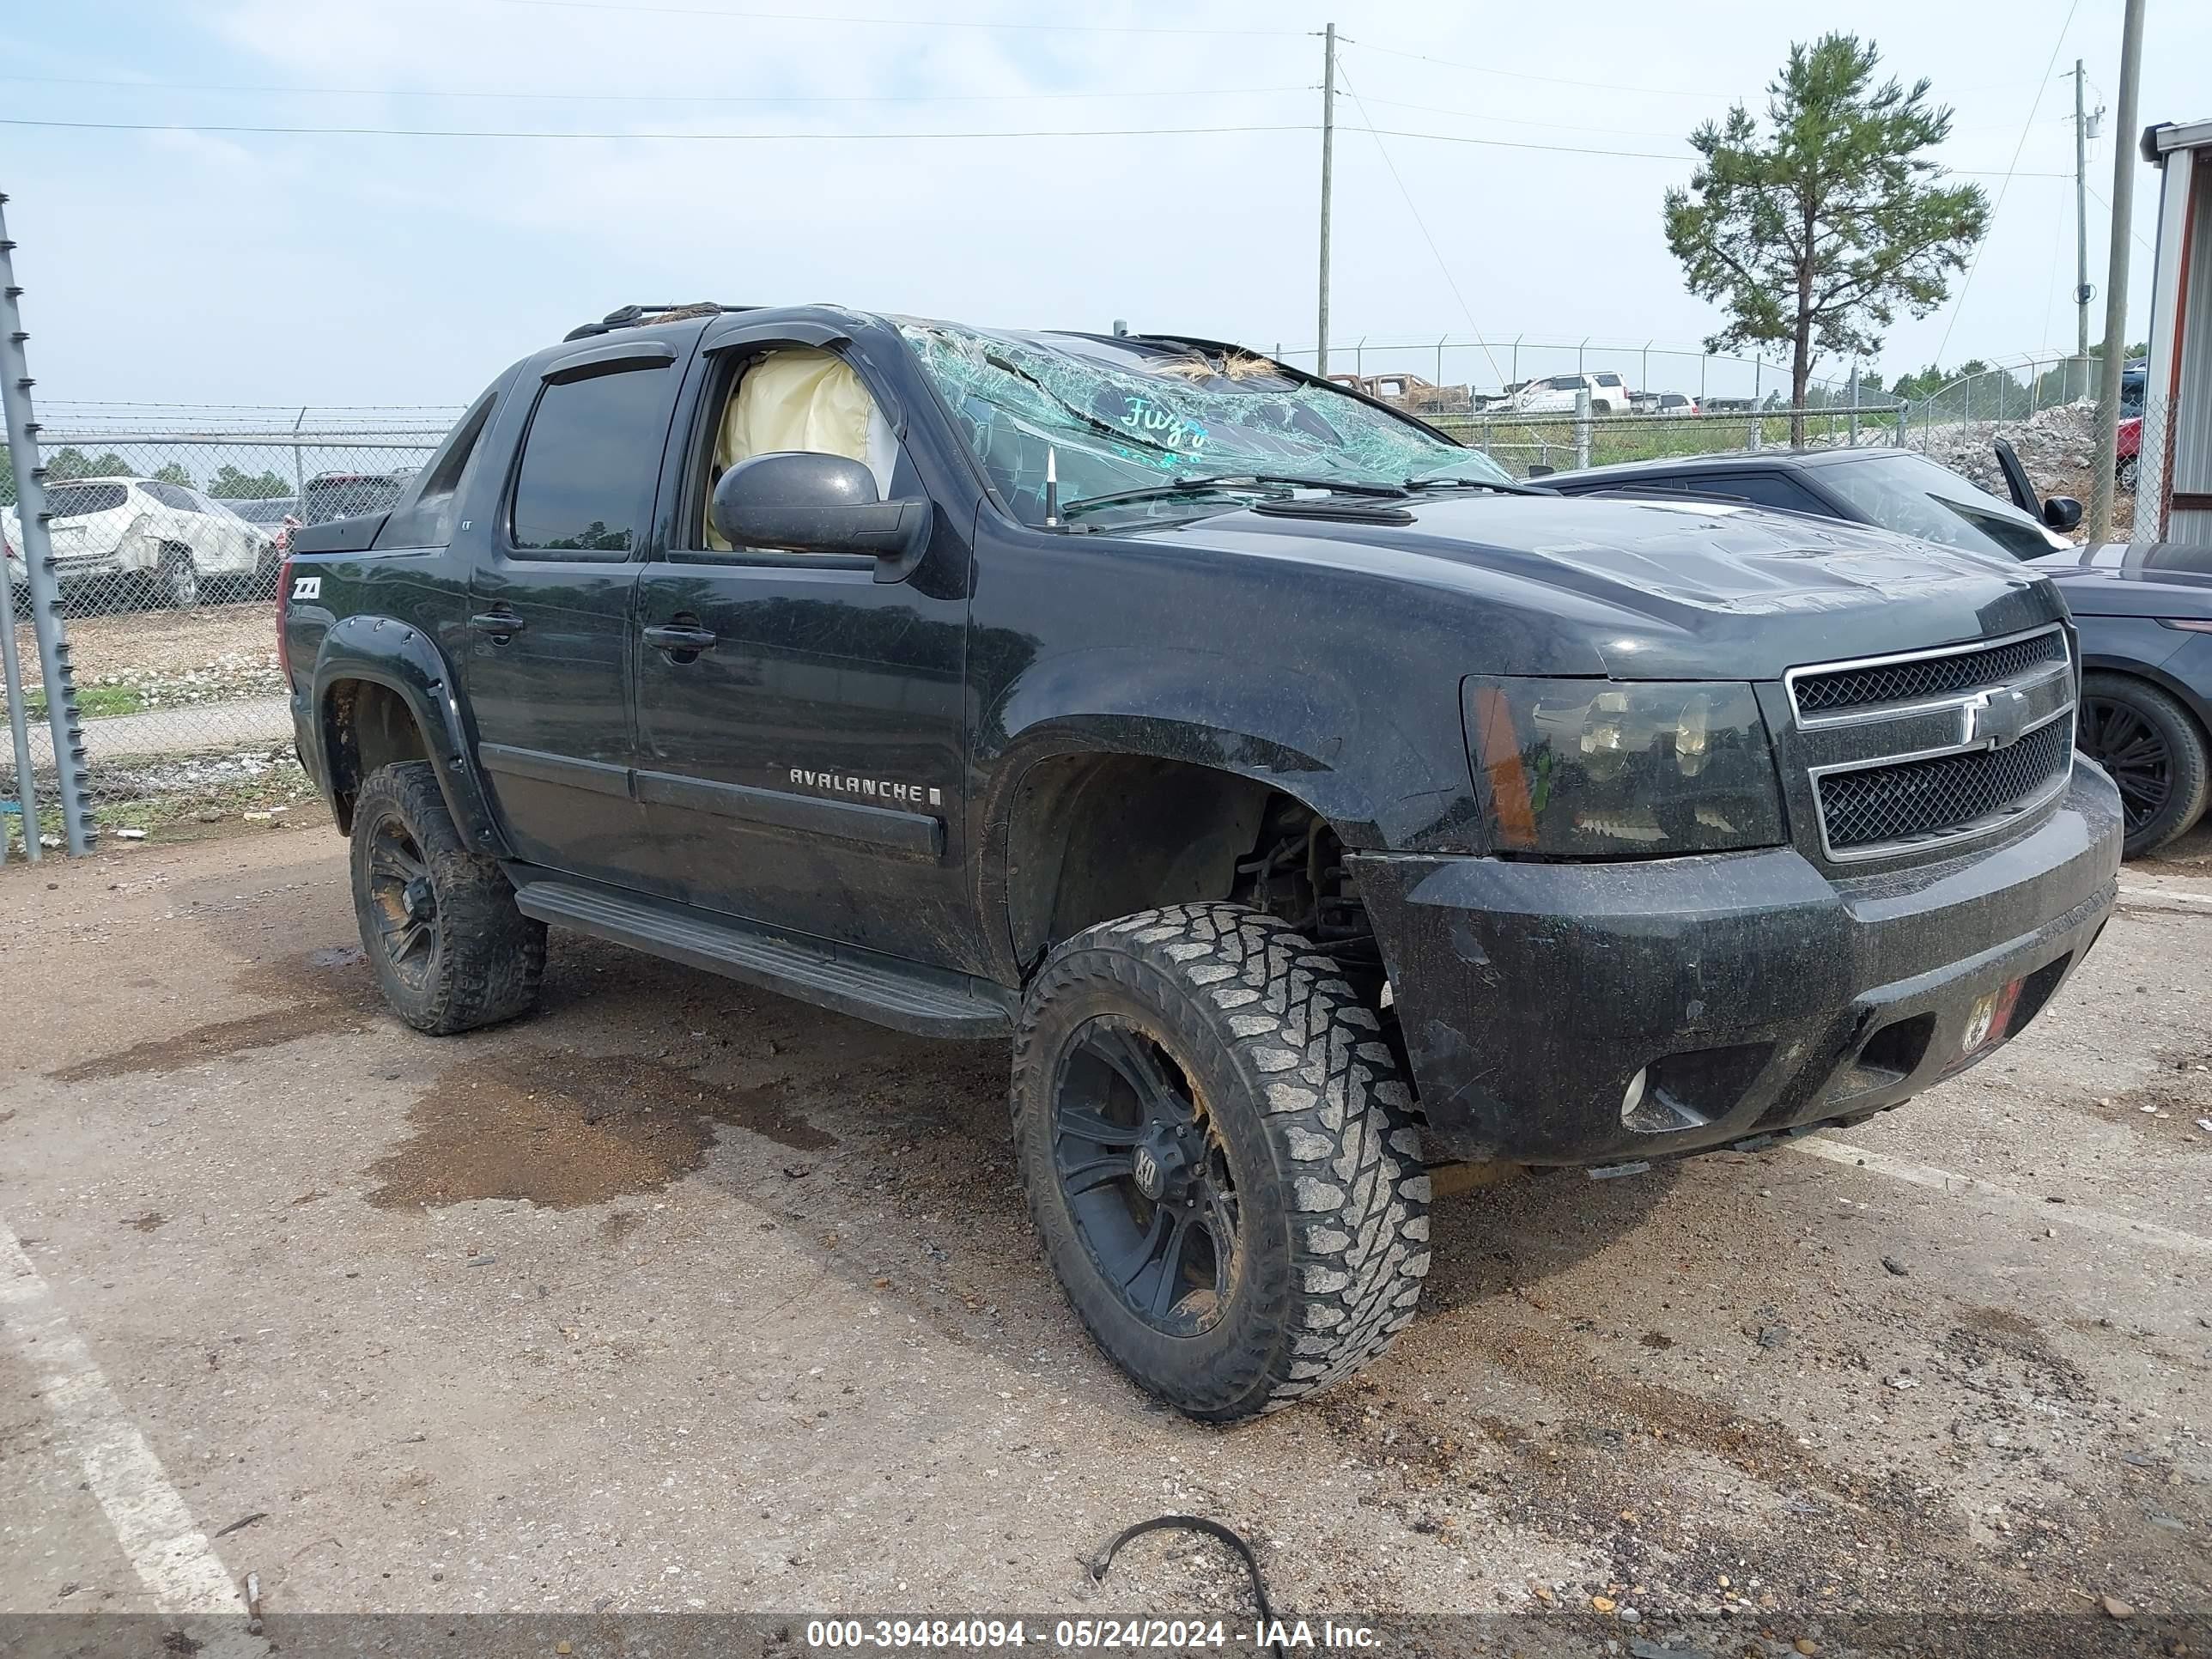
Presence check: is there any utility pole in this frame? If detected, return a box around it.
[1316,21,1335,379]
[2070,60,2103,398]
[2087,0,2145,547]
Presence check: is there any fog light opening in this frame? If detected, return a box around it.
[1620,1067,1649,1124]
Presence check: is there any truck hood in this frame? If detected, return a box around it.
[1133,492,2061,679]
[2032,540,2212,618]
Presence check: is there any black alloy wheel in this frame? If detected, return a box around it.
[2078,672,2212,858]
[363,810,442,995]
[347,760,546,1033]
[1052,1017,1239,1338]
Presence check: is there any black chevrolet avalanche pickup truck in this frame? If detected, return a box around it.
[283,303,2124,1419]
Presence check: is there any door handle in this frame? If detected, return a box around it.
[470,609,526,639]
[644,623,719,656]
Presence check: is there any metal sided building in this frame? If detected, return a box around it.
[2139,117,2212,545]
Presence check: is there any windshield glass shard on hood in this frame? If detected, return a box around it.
[896,319,1512,527]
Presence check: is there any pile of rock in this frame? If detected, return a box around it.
[1911,399,2101,497]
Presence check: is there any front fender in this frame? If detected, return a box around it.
[969,645,1480,982]
[311,614,505,850]
[977,644,1476,854]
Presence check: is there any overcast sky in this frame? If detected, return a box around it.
[1,0,2203,410]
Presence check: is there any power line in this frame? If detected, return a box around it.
[1350,38,2052,103]
[1934,0,2082,364]
[2084,181,2158,255]
[0,116,1316,141]
[0,113,2075,173]
[463,0,1304,33]
[1333,62,1506,387]
[1364,125,2065,175]
[1342,39,1723,99]
[1356,90,2053,142]
[1347,94,1698,144]
[0,71,1314,106]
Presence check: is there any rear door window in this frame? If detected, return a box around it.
[509,368,674,557]
[44,483,129,520]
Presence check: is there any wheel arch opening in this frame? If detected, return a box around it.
[323,678,434,834]
[1004,754,1381,989]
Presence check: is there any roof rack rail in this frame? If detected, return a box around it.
[562,301,755,343]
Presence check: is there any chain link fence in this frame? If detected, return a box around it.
[1435,401,1905,479]
[1267,336,1869,412]
[3,406,452,854]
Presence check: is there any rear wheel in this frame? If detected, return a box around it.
[350,760,546,1033]
[249,544,282,600]
[154,544,199,610]
[2079,672,2210,858]
[2118,454,2141,490]
[1012,902,1431,1421]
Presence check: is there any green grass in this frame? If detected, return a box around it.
[24,684,149,720]
[1433,410,1903,475]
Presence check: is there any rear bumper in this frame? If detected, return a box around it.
[1352,765,2124,1167]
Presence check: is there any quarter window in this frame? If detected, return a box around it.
[510,368,672,556]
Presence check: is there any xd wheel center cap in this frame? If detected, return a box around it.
[1132,1145,1164,1200]
[1131,1127,1193,1203]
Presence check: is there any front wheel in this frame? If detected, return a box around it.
[1012,903,1431,1421]
[350,760,546,1033]
[2079,673,2211,858]
[2118,454,2141,490]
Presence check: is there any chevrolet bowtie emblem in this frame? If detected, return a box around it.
[1962,686,2033,749]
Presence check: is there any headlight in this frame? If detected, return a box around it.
[1464,677,1785,857]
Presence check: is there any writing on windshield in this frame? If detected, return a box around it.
[898,320,1504,526]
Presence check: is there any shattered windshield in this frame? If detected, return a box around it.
[896,319,1507,526]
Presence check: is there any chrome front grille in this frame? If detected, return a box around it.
[1792,629,2069,717]
[1816,716,2073,852]
[1784,624,2076,863]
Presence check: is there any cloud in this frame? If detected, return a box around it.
[5,0,2201,403]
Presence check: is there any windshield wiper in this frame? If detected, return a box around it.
[1401,475,1554,495]
[1060,474,1407,520]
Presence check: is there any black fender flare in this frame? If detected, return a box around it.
[970,645,1472,984]
[311,615,505,851]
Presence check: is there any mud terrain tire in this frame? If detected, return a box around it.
[350,760,545,1034]
[1012,902,1430,1420]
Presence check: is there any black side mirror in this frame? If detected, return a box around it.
[710,451,932,582]
[2044,495,2083,532]
[1526,464,1556,478]
[1991,437,2041,518]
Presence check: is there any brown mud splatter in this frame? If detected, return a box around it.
[49,945,377,1083]
[364,1047,835,1211]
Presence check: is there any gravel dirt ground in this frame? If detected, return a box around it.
[3,824,2210,1652]
[13,600,279,697]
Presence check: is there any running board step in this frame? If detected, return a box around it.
[514,879,1013,1040]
